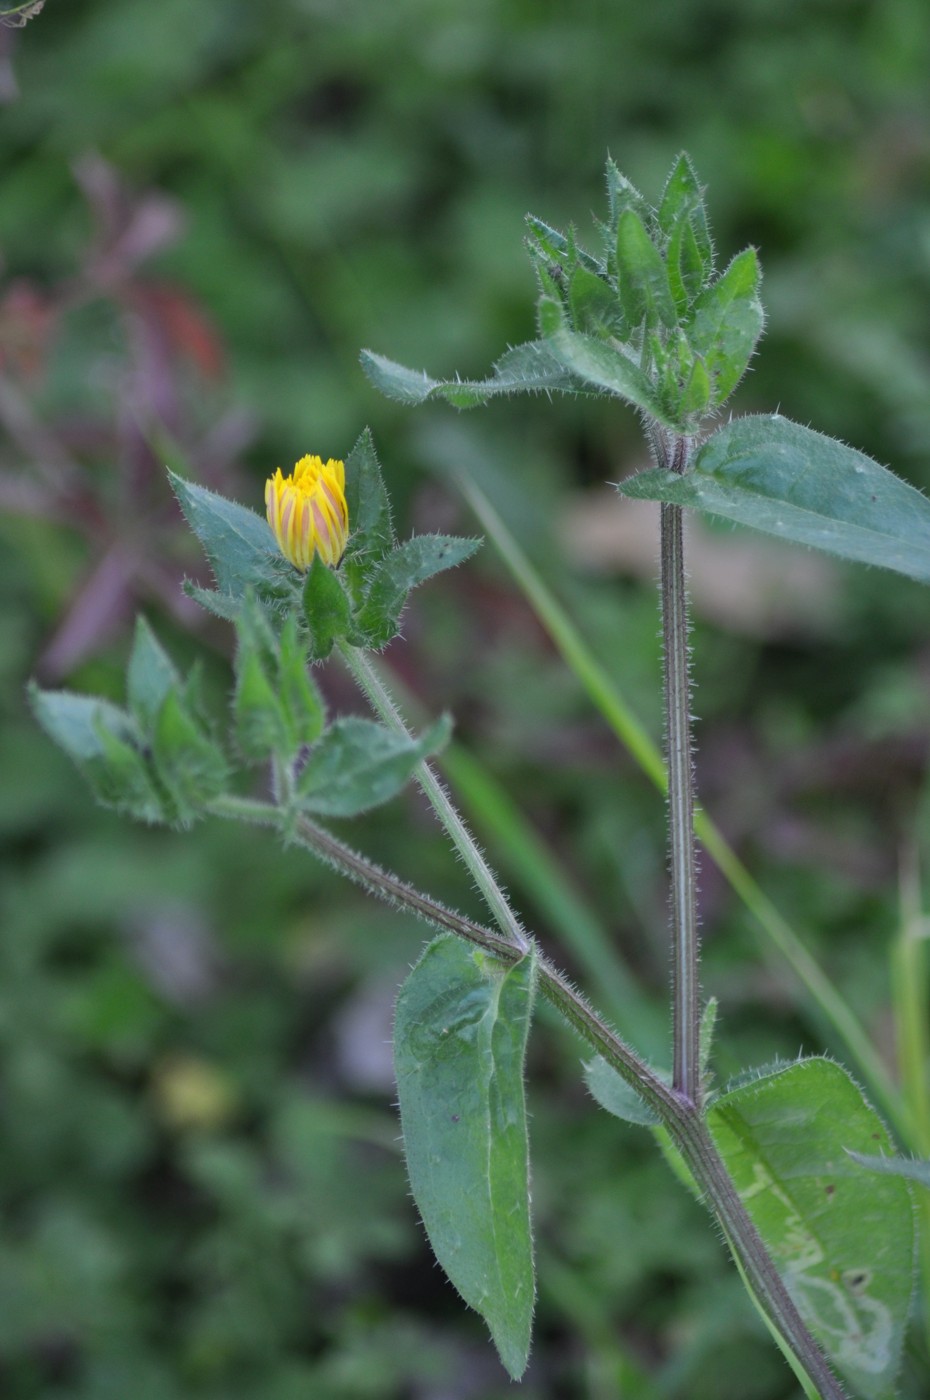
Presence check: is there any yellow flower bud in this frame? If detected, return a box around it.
[265,454,349,569]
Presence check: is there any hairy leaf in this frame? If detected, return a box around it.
[169,471,284,599]
[278,617,326,748]
[360,341,593,409]
[685,248,763,402]
[584,1055,660,1126]
[343,427,394,563]
[29,685,165,822]
[620,414,930,583]
[708,1059,913,1400]
[302,555,352,660]
[127,616,181,731]
[568,265,626,338]
[525,213,603,276]
[394,937,537,1379]
[296,714,449,817]
[353,534,481,647]
[153,690,229,824]
[848,1152,930,1189]
[547,328,683,427]
[615,209,678,330]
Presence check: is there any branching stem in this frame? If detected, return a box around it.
[208,790,845,1398]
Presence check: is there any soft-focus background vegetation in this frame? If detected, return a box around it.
[2,2,930,1396]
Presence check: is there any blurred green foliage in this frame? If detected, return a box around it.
[2,0,930,1395]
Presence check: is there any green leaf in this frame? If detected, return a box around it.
[353,534,481,648]
[620,414,930,583]
[152,689,229,824]
[29,686,166,822]
[654,331,712,422]
[667,213,707,313]
[169,471,284,599]
[536,292,567,339]
[657,152,704,236]
[91,723,166,822]
[848,1152,930,1189]
[302,555,352,660]
[686,247,763,402]
[182,582,243,622]
[568,265,625,338]
[547,328,683,428]
[699,996,718,1080]
[360,341,593,410]
[615,209,678,331]
[708,1059,913,1400]
[394,937,537,1380]
[343,428,394,563]
[296,714,450,818]
[658,154,714,310]
[233,601,321,760]
[233,650,288,762]
[603,158,652,229]
[584,1055,660,1126]
[30,685,135,763]
[127,616,180,731]
[525,213,603,276]
[278,617,325,748]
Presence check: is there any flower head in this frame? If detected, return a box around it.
[265,454,349,569]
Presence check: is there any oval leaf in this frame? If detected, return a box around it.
[620,413,930,583]
[708,1058,913,1400]
[584,1054,660,1126]
[296,714,449,817]
[394,937,537,1379]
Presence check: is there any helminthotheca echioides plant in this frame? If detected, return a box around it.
[34,156,930,1399]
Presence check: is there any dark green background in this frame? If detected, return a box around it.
[1,1,929,1395]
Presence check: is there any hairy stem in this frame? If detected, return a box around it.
[338,640,529,953]
[209,790,844,1396]
[454,474,905,1136]
[659,437,701,1103]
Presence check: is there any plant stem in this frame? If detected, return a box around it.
[337,640,529,953]
[666,1108,847,1400]
[209,790,844,1397]
[457,474,905,1138]
[658,436,701,1104]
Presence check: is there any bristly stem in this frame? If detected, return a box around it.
[208,790,845,1398]
[659,434,701,1104]
[338,640,530,954]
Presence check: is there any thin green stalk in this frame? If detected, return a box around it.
[378,663,665,1053]
[337,639,529,953]
[208,791,844,1399]
[659,437,700,1102]
[892,850,930,1347]
[458,474,905,1140]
